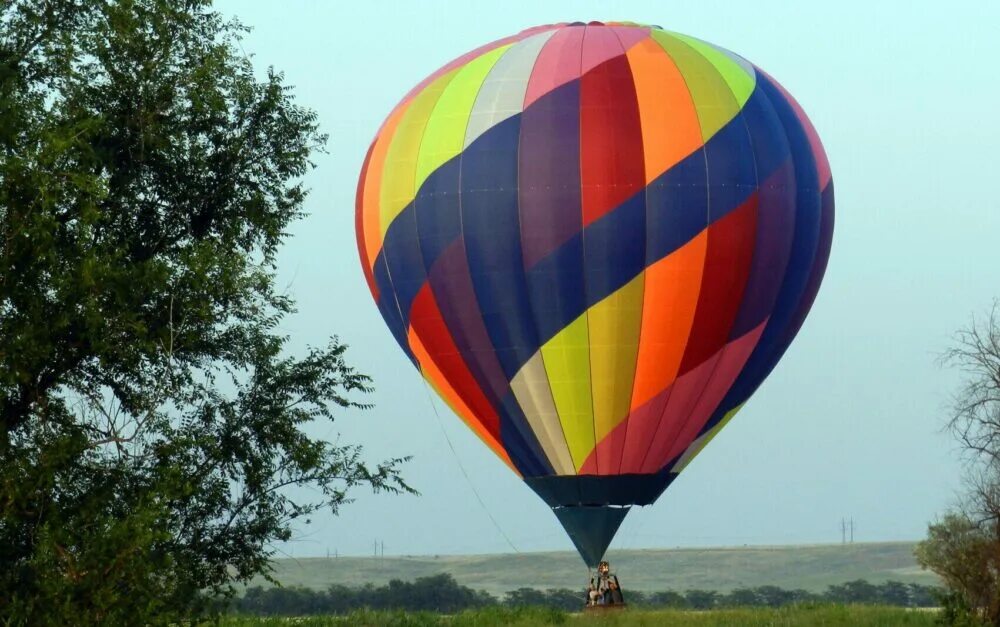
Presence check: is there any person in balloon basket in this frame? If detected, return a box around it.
[609,579,624,605]
[588,561,625,607]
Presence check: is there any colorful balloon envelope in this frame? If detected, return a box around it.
[356,21,834,566]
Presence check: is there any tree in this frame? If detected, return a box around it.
[684,589,719,610]
[824,579,879,604]
[0,1,411,623]
[755,585,799,607]
[917,301,1000,625]
[907,583,940,608]
[648,590,688,608]
[786,588,819,605]
[876,580,912,607]
[722,587,759,607]
[944,302,1000,550]
[916,514,998,623]
[504,588,549,608]
[504,588,581,611]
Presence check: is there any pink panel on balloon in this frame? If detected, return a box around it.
[582,320,766,475]
[589,352,720,475]
[586,408,630,475]
[608,26,652,51]
[523,26,586,108]
[524,24,649,109]
[614,379,677,474]
[642,319,767,473]
[581,25,626,74]
[633,350,723,473]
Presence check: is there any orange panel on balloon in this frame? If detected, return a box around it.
[355,142,378,299]
[626,38,704,183]
[629,231,708,411]
[360,103,409,271]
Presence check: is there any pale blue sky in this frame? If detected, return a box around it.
[213,0,1000,558]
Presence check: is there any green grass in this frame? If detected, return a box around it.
[221,605,939,626]
[252,542,937,596]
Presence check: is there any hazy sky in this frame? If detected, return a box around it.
[211,0,1000,558]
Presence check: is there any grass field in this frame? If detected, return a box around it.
[222,605,939,626]
[252,542,937,596]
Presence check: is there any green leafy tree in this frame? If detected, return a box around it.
[908,583,940,608]
[917,514,997,624]
[824,579,880,605]
[684,589,718,610]
[0,0,411,623]
[722,587,759,607]
[787,588,819,605]
[877,581,912,607]
[507,588,582,611]
[648,590,688,608]
[503,588,549,608]
[755,584,799,607]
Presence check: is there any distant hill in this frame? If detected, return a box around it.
[250,542,938,597]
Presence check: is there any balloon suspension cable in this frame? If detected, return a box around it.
[379,256,519,554]
[417,376,520,554]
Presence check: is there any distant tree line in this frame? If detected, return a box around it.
[235,575,494,615]
[231,574,941,616]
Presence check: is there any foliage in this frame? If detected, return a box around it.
[921,301,1000,625]
[916,515,995,626]
[253,542,939,596]
[0,0,411,623]
[935,589,988,627]
[237,575,493,616]
[684,589,720,609]
[230,576,941,616]
[504,587,582,611]
[825,579,880,604]
[223,606,568,627]
[645,590,687,608]
[221,604,940,627]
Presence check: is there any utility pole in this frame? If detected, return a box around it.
[840,517,856,544]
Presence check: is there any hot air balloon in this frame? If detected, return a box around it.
[356,21,834,567]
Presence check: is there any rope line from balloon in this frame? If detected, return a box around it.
[377,252,520,554]
[418,375,521,554]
